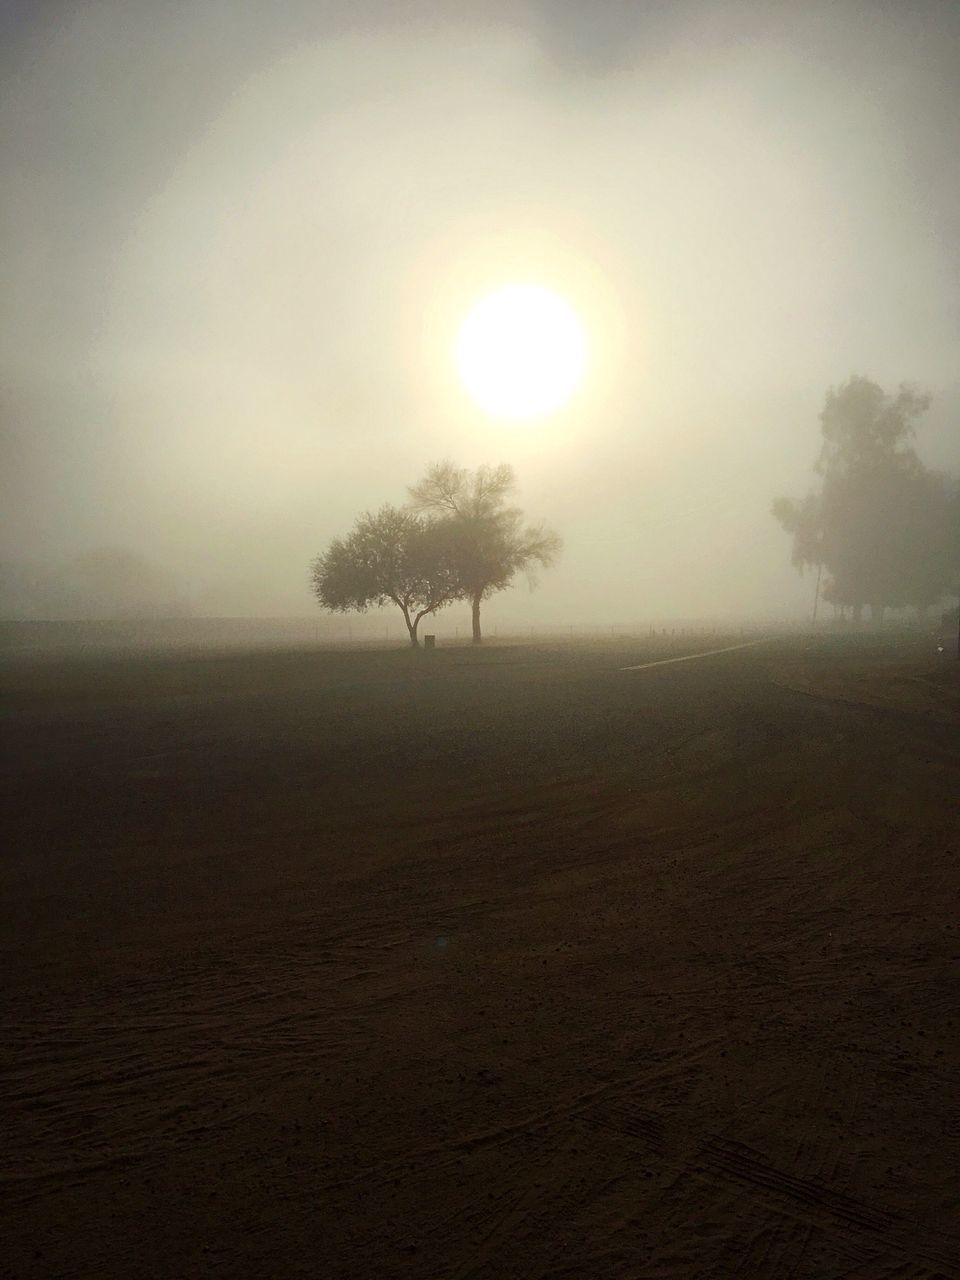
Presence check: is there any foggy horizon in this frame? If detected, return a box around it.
[3,0,959,627]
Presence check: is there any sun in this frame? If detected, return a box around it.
[455,284,586,419]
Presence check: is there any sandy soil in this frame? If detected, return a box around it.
[2,634,959,1279]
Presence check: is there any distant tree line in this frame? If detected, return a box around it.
[773,377,959,623]
[311,463,561,646]
[0,547,192,621]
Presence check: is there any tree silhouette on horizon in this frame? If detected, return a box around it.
[408,462,562,644]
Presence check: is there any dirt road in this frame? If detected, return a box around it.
[2,635,959,1278]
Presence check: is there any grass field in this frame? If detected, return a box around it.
[2,632,959,1278]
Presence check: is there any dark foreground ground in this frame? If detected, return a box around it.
[2,633,959,1279]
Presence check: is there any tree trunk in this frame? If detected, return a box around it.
[811,562,822,627]
[400,606,419,647]
[471,593,482,645]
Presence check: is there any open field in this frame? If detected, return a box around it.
[2,633,959,1279]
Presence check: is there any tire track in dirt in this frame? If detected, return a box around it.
[423,1051,960,1280]
[314,1035,728,1203]
[830,1259,945,1279]
[693,1137,960,1276]
[579,1100,668,1156]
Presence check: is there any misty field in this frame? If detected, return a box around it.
[3,633,959,1278]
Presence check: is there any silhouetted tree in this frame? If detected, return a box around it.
[773,377,957,622]
[311,505,461,647]
[770,493,823,573]
[408,463,562,643]
[886,468,959,616]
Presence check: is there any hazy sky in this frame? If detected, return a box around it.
[2,0,958,622]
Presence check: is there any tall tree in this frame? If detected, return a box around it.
[774,377,957,622]
[816,376,929,475]
[311,506,461,647]
[408,463,562,644]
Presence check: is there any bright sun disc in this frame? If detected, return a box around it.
[456,284,585,419]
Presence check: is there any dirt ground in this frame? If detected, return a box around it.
[2,633,959,1279]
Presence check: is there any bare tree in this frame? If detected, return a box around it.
[409,463,562,643]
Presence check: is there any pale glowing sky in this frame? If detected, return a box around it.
[2,1,958,623]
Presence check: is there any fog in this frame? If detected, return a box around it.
[2,0,958,629]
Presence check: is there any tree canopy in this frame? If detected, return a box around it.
[773,377,959,620]
[310,505,462,646]
[408,463,562,643]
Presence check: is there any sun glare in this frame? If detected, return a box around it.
[456,284,586,420]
